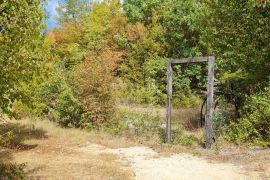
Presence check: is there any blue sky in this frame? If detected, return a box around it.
[45,0,60,30]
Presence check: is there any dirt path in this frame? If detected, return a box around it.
[75,142,260,180]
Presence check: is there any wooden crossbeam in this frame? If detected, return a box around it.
[170,56,211,64]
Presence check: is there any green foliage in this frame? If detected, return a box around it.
[56,42,86,70]
[12,100,36,119]
[40,76,83,128]
[120,0,207,106]
[119,81,164,105]
[213,109,230,138]
[171,125,195,146]
[227,87,270,147]
[0,0,48,115]
[54,88,83,128]
[199,0,270,146]
[201,0,270,95]
[104,109,162,140]
[172,91,200,108]
[123,0,163,24]
[123,0,205,57]
[11,72,52,118]
[56,0,92,23]
[162,0,205,57]
[0,163,26,180]
[157,124,195,146]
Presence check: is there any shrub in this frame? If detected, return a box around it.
[213,109,230,137]
[0,163,26,180]
[103,109,162,140]
[72,59,115,125]
[119,56,203,108]
[10,75,50,119]
[12,100,33,119]
[0,131,14,147]
[119,82,163,105]
[171,124,195,146]
[227,87,270,146]
[104,109,196,146]
[158,123,196,146]
[40,76,83,128]
[118,80,201,108]
[54,89,83,128]
[172,91,201,108]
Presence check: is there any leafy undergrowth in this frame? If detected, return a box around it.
[0,163,26,180]
[101,105,206,149]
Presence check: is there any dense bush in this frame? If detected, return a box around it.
[227,87,270,146]
[202,0,270,95]
[120,56,202,107]
[72,59,115,125]
[48,0,123,126]
[103,109,196,146]
[118,0,207,106]
[11,75,49,119]
[119,82,163,105]
[171,125,196,146]
[213,109,230,137]
[40,76,83,127]
[54,88,83,128]
[103,109,162,140]
[0,163,26,180]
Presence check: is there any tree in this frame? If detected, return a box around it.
[51,0,125,125]
[120,0,205,105]
[199,0,270,145]
[201,0,270,96]
[123,0,205,57]
[73,0,124,124]
[56,0,92,23]
[0,0,49,115]
[123,0,163,24]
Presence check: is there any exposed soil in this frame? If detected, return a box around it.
[75,143,262,180]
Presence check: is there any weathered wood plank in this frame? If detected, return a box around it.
[205,56,215,149]
[170,56,210,64]
[166,61,173,143]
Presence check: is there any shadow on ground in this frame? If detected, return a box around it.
[0,121,48,179]
[0,122,48,151]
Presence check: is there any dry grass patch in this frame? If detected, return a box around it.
[14,150,133,180]
[15,118,137,149]
[119,104,202,127]
[1,118,134,179]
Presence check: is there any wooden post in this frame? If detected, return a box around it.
[166,61,172,143]
[205,56,215,149]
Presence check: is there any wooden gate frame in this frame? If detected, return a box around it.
[166,56,215,149]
